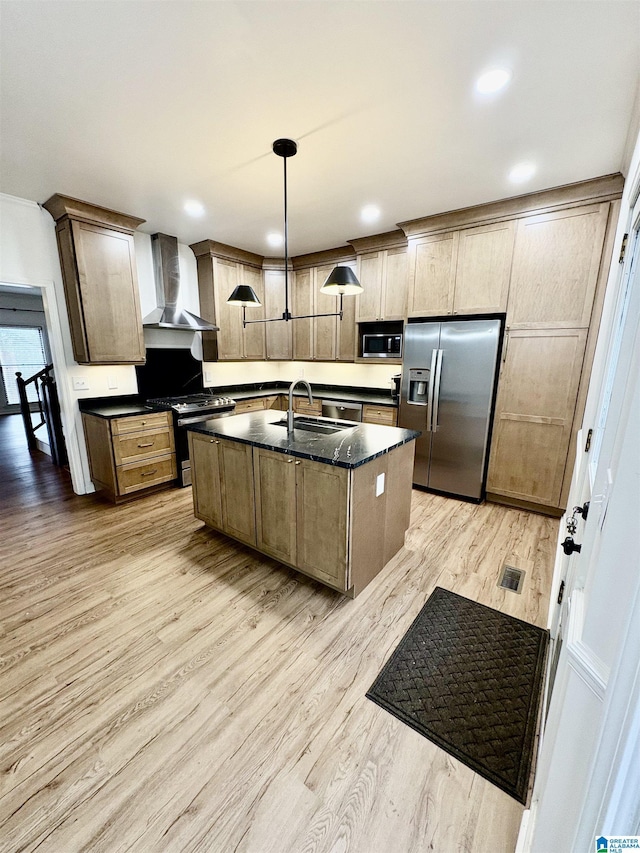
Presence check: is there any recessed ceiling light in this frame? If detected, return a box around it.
[508,162,537,184]
[266,232,283,248]
[184,200,205,217]
[361,205,381,224]
[476,68,512,95]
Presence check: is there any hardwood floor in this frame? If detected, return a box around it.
[0,414,558,853]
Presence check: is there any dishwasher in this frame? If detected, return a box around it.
[321,400,363,422]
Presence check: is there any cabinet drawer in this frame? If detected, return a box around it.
[293,398,322,416]
[113,426,174,465]
[111,411,171,435]
[234,397,268,414]
[362,405,398,426]
[116,453,177,495]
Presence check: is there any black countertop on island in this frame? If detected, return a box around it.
[188,410,419,470]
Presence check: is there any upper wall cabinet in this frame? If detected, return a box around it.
[43,194,146,364]
[292,250,357,362]
[406,221,515,318]
[407,232,458,317]
[190,241,265,361]
[453,220,515,314]
[263,263,292,360]
[350,232,408,322]
[506,203,610,328]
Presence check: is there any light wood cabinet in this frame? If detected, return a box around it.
[254,448,298,565]
[82,410,176,502]
[189,432,256,545]
[292,256,357,361]
[43,194,146,365]
[190,241,266,361]
[453,220,515,314]
[296,458,349,587]
[233,396,280,415]
[486,328,588,508]
[407,232,458,317]
[362,405,398,427]
[407,221,515,318]
[263,265,293,360]
[254,449,348,588]
[292,397,322,417]
[507,203,610,328]
[355,246,409,322]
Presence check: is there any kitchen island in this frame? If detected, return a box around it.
[188,410,419,597]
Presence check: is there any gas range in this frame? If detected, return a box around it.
[147,393,236,415]
[146,394,237,487]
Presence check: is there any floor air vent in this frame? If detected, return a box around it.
[498,565,525,594]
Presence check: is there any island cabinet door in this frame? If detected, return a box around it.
[253,448,297,565]
[295,459,349,590]
[218,439,256,546]
[189,432,223,530]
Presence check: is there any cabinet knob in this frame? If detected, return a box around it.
[210,439,220,444]
[295,460,302,465]
[287,458,294,463]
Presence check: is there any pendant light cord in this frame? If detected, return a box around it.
[283,152,291,321]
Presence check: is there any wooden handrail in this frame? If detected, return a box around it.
[15,364,64,460]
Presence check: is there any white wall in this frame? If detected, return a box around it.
[0,193,137,492]
[201,359,400,393]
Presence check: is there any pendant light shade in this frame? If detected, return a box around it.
[320,265,363,296]
[227,284,262,306]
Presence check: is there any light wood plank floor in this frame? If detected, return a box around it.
[0,415,558,853]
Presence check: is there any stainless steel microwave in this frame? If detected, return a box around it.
[362,333,403,358]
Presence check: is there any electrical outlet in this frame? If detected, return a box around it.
[72,377,89,391]
[376,472,385,497]
[107,376,118,390]
[204,371,213,384]
[298,367,305,379]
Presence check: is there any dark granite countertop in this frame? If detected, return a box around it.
[79,395,157,419]
[214,382,398,408]
[188,410,419,469]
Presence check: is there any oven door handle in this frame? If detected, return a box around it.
[177,411,232,427]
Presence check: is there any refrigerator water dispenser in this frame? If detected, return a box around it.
[408,368,430,404]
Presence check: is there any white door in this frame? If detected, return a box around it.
[526,198,640,851]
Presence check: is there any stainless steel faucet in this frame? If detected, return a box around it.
[287,379,313,432]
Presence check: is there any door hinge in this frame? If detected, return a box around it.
[584,428,593,452]
[557,580,565,605]
[619,233,628,264]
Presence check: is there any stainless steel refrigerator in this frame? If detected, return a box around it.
[398,317,502,501]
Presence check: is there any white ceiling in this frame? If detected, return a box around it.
[1,1,639,256]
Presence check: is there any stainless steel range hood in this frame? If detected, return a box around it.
[143,232,218,331]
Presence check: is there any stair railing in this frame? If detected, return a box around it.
[15,364,68,466]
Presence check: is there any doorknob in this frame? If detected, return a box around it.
[562,536,582,555]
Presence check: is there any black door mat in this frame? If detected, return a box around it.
[366,586,548,804]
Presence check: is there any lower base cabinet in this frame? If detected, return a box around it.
[82,411,176,502]
[189,432,415,596]
[189,433,255,545]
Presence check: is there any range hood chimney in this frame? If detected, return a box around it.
[143,232,218,331]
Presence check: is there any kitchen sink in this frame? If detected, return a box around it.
[272,416,356,435]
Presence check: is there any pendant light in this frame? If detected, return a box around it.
[227,138,363,327]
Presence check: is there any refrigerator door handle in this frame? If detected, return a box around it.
[432,349,444,432]
[425,348,438,432]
